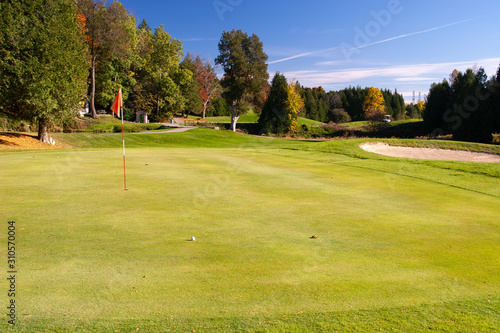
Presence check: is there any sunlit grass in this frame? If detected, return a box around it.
[1,131,499,331]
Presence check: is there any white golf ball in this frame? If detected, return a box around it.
[191,236,195,241]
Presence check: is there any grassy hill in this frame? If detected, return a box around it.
[1,129,499,332]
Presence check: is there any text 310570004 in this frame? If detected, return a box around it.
[7,220,16,325]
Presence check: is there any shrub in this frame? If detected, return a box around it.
[322,121,348,132]
[328,108,351,123]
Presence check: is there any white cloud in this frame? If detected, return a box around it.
[395,77,439,82]
[283,58,500,88]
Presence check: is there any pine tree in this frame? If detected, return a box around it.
[258,73,289,134]
[423,80,452,133]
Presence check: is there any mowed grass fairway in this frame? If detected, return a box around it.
[1,129,499,331]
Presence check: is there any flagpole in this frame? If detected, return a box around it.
[121,105,127,191]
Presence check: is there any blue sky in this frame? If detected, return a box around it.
[119,0,500,103]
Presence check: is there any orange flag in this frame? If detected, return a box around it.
[110,88,123,117]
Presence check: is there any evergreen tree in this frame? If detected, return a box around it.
[395,89,406,119]
[423,79,452,133]
[451,68,492,143]
[317,98,329,123]
[208,97,231,117]
[259,74,304,134]
[0,0,89,142]
[258,73,289,134]
[180,54,203,117]
[381,89,393,116]
[138,18,151,32]
[301,90,314,120]
[342,86,366,120]
[491,65,500,134]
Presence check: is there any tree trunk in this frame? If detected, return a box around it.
[90,56,97,119]
[202,101,208,119]
[38,117,50,143]
[230,100,239,132]
[157,95,160,117]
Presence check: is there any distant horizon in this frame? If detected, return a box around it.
[120,0,500,103]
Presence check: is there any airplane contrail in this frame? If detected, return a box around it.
[352,18,476,51]
[268,18,476,65]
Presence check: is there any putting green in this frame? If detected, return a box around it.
[0,139,499,331]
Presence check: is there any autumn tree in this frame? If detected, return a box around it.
[180,53,220,118]
[216,29,269,131]
[0,0,88,142]
[362,87,386,121]
[194,56,220,119]
[285,80,304,132]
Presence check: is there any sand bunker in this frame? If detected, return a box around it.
[360,142,500,163]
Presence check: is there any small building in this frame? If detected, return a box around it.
[79,100,89,117]
[136,111,149,123]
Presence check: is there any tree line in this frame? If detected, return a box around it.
[3,0,496,143]
[75,0,221,122]
[298,86,407,124]
[424,66,500,143]
[0,0,222,142]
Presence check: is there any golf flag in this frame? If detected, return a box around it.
[110,88,123,117]
[111,88,127,190]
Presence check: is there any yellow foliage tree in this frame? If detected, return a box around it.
[417,100,425,112]
[285,80,304,132]
[363,87,386,120]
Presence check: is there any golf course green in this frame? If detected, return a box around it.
[1,128,499,332]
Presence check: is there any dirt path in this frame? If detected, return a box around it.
[360,142,500,163]
[132,126,197,134]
